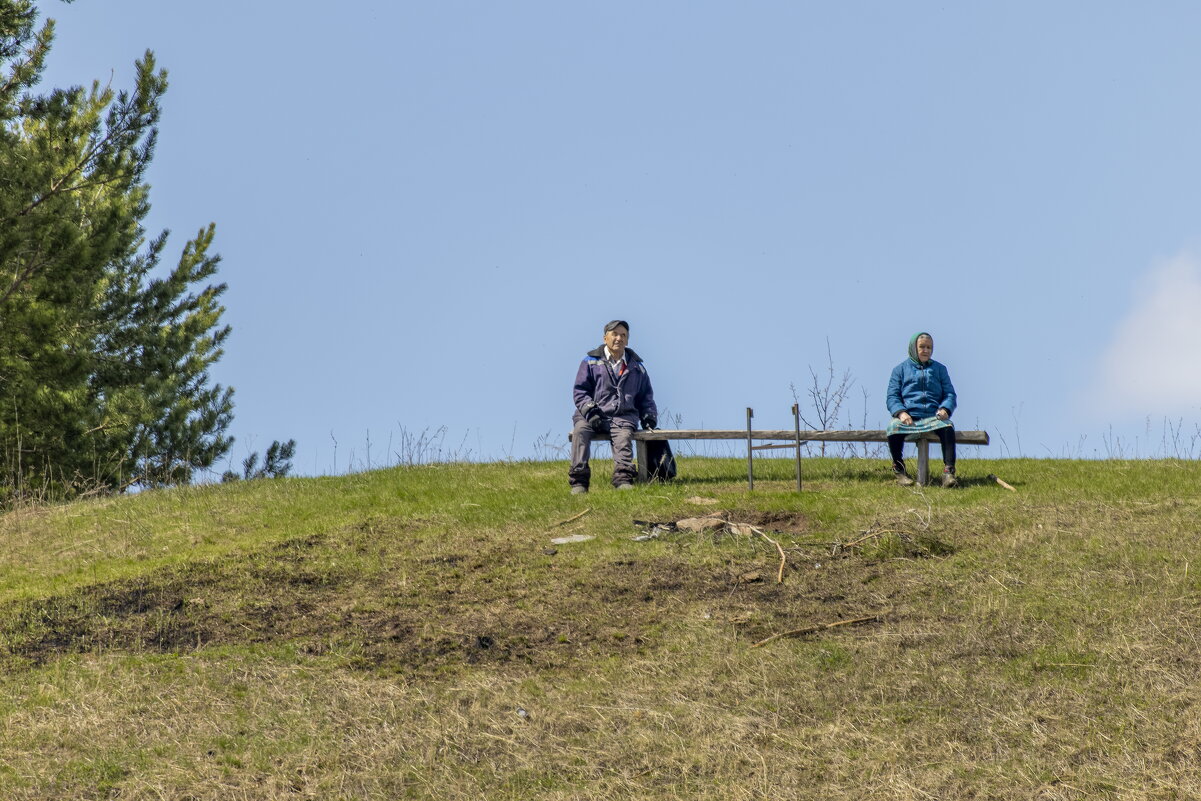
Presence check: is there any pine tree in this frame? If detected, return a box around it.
[222,439,297,483]
[0,2,235,497]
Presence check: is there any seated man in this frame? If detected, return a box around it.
[569,319,657,494]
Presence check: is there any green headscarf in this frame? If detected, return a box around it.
[908,332,933,366]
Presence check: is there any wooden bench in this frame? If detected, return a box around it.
[630,428,990,488]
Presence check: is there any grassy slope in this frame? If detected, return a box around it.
[0,456,1199,800]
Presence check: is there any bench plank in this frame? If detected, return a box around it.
[629,429,989,487]
[570,428,989,487]
[631,429,989,445]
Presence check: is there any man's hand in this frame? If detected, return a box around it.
[897,411,914,426]
[641,414,657,431]
[582,403,607,432]
[936,408,950,421]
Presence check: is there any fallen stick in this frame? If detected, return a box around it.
[747,525,787,583]
[987,474,1016,492]
[843,528,907,548]
[750,614,881,648]
[843,531,877,548]
[554,509,592,527]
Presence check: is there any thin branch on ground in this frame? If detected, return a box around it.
[843,528,905,548]
[746,524,787,583]
[554,509,591,527]
[750,614,884,648]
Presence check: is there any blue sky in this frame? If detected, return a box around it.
[37,1,1201,473]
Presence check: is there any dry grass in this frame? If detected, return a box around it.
[0,457,1200,798]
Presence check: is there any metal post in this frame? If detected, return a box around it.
[792,403,802,492]
[746,407,754,491]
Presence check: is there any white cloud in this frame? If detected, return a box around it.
[1094,253,1201,415]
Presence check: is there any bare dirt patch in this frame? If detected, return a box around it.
[0,521,911,677]
[724,509,810,534]
[637,509,810,536]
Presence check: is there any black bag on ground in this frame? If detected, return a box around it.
[644,439,676,482]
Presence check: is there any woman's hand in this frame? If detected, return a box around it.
[936,408,950,421]
[897,411,914,426]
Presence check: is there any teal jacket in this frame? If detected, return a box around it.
[886,359,956,420]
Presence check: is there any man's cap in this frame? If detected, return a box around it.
[604,319,629,333]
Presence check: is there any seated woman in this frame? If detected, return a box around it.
[886,331,958,487]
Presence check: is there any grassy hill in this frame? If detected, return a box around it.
[0,456,1198,799]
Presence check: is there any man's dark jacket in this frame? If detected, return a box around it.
[572,346,657,427]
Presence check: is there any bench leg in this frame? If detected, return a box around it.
[917,439,929,485]
[636,440,649,483]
